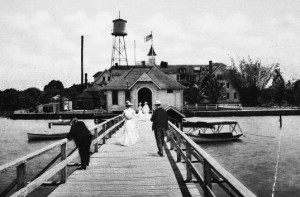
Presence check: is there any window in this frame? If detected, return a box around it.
[217,74,223,80]
[103,77,105,81]
[112,91,118,105]
[178,68,186,74]
[234,92,237,99]
[108,76,110,82]
[167,89,173,93]
[187,75,196,82]
[226,83,229,88]
[176,75,181,81]
[227,93,230,99]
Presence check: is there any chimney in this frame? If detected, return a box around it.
[85,73,88,88]
[81,36,84,85]
[209,60,213,75]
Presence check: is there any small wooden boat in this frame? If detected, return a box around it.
[51,120,71,125]
[27,131,69,140]
[182,117,243,143]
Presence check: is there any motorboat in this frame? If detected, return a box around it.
[27,131,69,140]
[182,117,243,143]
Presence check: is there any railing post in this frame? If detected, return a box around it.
[169,128,174,150]
[176,132,181,162]
[94,128,98,152]
[60,142,67,183]
[186,143,192,181]
[108,121,112,138]
[103,124,106,144]
[17,162,27,189]
[203,159,212,197]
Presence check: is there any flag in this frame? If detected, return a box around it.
[144,33,153,42]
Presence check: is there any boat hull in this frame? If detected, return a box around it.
[51,121,70,125]
[186,133,243,143]
[27,132,68,140]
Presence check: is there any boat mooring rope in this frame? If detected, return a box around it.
[271,127,283,197]
[243,132,275,138]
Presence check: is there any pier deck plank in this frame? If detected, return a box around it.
[48,117,201,197]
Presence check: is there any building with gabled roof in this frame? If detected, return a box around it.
[101,65,185,113]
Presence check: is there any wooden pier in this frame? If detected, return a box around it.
[48,118,200,197]
[1,114,256,197]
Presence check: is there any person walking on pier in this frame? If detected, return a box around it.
[142,101,150,121]
[151,100,168,157]
[118,101,139,146]
[67,118,93,170]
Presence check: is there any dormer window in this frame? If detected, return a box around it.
[178,68,186,74]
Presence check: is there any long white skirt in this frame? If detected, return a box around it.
[118,119,139,146]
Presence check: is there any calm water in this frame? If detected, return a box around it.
[0,118,95,196]
[198,116,300,197]
[0,116,299,197]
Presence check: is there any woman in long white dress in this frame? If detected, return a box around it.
[137,102,143,119]
[142,101,150,121]
[118,101,139,146]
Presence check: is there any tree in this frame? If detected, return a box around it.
[22,88,43,110]
[42,80,65,103]
[199,75,226,104]
[0,89,22,111]
[227,56,263,106]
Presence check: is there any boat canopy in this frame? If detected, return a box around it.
[182,117,238,128]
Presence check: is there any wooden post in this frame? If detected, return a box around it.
[108,121,112,138]
[17,163,27,189]
[203,159,212,197]
[60,143,67,183]
[103,124,106,144]
[176,132,181,162]
[94,128,98,152]
[186,143,192,181]
[279,115,282,128]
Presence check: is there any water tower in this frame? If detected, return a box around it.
[111,13,128,67]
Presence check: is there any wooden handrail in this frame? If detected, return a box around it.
[0,139,67,173]
[0,114,124,197]
[167,121,256,197]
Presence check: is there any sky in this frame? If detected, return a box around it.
[0,0,299,91]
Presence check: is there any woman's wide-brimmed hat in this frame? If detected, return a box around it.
[144,101,148,104]
[125,100,132,106]
[154,100,162,105]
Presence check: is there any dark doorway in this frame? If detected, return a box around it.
[138,88,152,110]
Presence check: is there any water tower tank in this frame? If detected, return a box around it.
[112,18,127,36]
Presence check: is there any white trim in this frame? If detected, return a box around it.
[129,72,161,89]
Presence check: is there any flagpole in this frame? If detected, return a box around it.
[151,31,153,65]
[134,40,136,65]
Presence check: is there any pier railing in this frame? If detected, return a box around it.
[182,104,243,112]
[167,121,256,197]
[0,114,124,197]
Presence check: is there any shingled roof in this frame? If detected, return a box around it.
[101,66,185,90]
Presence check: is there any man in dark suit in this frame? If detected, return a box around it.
[67,118,93,170]
[151,100,168,157]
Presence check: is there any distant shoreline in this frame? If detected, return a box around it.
[4,107,300,119]
[184,108,300,117]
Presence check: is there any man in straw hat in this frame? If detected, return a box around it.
[150,100,168,157]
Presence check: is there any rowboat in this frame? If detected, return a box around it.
[51,120,71,125]
[182,117,243,143]
[27,131,69,140]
